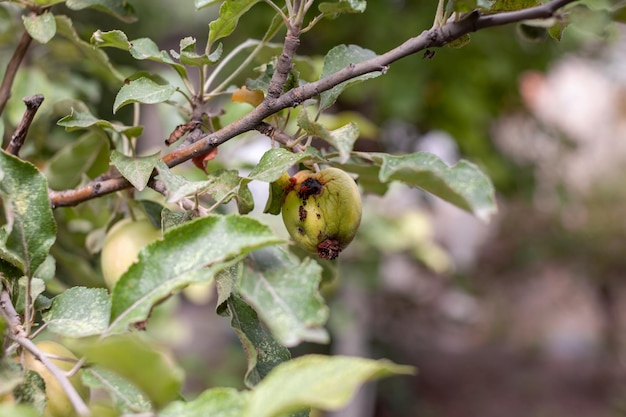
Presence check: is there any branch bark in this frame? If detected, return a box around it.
[6,94,45,156]
[0,31,33,117]
[48,0,577,208]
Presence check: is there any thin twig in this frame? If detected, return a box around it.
[14,337,91,417]
[0,31,33,116]
[0,285,23,335]
[48,0,577,208]
[0,286,90,417]
[5,94,44,156]
[256,121,305,152]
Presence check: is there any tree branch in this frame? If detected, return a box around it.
[0,31,33,117]
[6,94,44,156]
[266,22,301,99]
[256,121,306,152]
[48,0,577,208]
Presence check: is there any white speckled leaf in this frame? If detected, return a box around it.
[218,294,292,388]
[22,13,56,44]
[45,287,111,337]
[247,148,312,183]
[113,77,176,113]
[0,151,56,276]
[108,215,283,334]
[372,152,497,222]
[110,150,160,192]
[297,111,359,163]
[319,44,381,111]
[246,355,415,417]
[82,366,152,413]
[161,387,245,417]
[238,246,329,347]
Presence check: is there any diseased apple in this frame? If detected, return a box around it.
[281,168,361,260]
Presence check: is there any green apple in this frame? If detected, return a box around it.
[100,217,161,289]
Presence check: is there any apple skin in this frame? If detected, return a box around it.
[100,218,161,290]
[23,341,89,417]
[281,168,361,260]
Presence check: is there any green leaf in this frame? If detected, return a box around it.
[339,163,389,195]
[0,151,56,276]
[161,387,246,417]
[448,0,494,12]
[129,38,170,62]
[156,163,253,213]
[318,0,367,19]
[238,246,329,347]
[262,171,291,215]
[447,33,471,48]
[72,335,183,409]
[205,169,253,213]
[12,371,46,414]
[82,366,152,413]
[490,0,539,12]
[113,77,176,113]
[548,20,567,40]
[44,130,110,190]
[246,355,415,417]
[248,148,312,183]
[110,150,160,192]
[214,264,239,308]
[178,36,222,66]
[33,254,55,282]
[45,287,111,338]
[66,0,137,23]
[208,0,261,52]
[15,277,45,313]
[370,152,497,221]
[57,106,143,137]
[92,31,187,79]
[90,29,129,49]
[31,0,65,5]
[22,13,56,44]
[108,215,283,333]
[221,295,291,388]
[236,179,255,215]
[156,162,215,202]
[297,110,359,163]
[319,45,381,111]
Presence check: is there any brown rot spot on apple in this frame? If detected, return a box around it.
[317,238,342,260]
[298,178,323,200]
[284,176,298,194]
[299,206,307,221]
[316,213,321,219]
